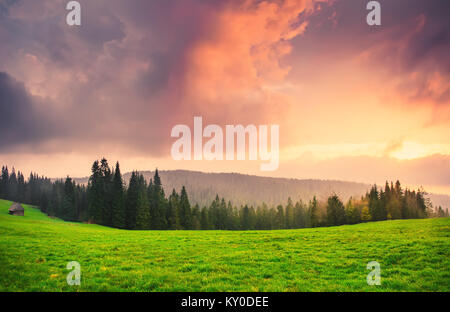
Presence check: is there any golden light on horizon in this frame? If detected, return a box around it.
[389,142,450,160]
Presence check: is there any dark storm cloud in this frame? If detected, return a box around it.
[0,0,126,68]
[0,0,228,154]
[0,72,60,151]
[0,0,182,154]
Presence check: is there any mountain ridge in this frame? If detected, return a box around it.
[67,170,450,209]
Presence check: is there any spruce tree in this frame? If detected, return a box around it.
[192,204,201,230]
[200,206,210,230]
[326,194,346,226]
[345,199,360,224]
[309,196,319,227]
[61,177,76,221]
[135,174,150,229]
[87,160,102,223]
[275,205,285,229]
[179,186,192,229]
[9,168,18,202]
[167,189,180,229]
[149,169,167,229]
[99,158,113,226]
[111,162,126,228]
[368,185,385,221]
[0,166,4,198]
[209,195,220,229]
[125,171,139,229]
[360,206,371,221]
[294,200,307,228]
[218,198,227,230]
[241,205,251,230]
[17,172,26,203]
[285,198,294,229]
[48,183,59,217]
[1,166,9,199]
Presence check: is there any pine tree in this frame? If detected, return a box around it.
[275,204,285,229]
[378,189,387,220]
[87,160,102,223]
[0,166,8,199]
[99,158,113,226]
[248,206,256,230]
[179,186,192,229]
[294,200,307,228]
[16,171,26,203]
[209,195,220,229]
[218,198,227,230]
[75,184,88,221]
[192,204,201,230]
[61,177,76,221]
[111,162,126,228]
[416,189,428,218]
[345,199,360,224]
[226,201,238,230]
[9,168,18,202]
[135,174,150,229]
[125,171,139,229]
[167,189,180,229]
[149,169,167,229]
[200,206,210,230]
[0,166,4,198]
[285,198,294,229]
[309,196,319,227]
[326,194,346,226]
[368,186,380,220]
[361,206,372,222]
[241,205,251,230]
[39,191,49,213]
[48,183,60,217]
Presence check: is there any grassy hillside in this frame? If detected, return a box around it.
[0,199,448,292]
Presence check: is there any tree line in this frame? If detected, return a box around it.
[0,159,448,230]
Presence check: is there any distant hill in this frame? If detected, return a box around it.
[70,170,450,209]
[427,193,450,211]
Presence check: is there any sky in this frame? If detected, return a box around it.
[0,0,449,194]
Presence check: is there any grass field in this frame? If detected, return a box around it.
[0,198,448,292]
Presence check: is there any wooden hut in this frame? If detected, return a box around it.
[8,203,24,216]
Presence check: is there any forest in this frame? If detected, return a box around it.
[0,158,448,230]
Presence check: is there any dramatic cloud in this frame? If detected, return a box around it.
[289,0,450,107]
[0,71,62,151]
[0,0,449,193]
[0,0,318,154]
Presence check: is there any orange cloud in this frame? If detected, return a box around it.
[181,0,316,123]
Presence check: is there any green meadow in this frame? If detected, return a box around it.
[0,198,448,292]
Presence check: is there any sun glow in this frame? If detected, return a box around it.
[389,142,450,160]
